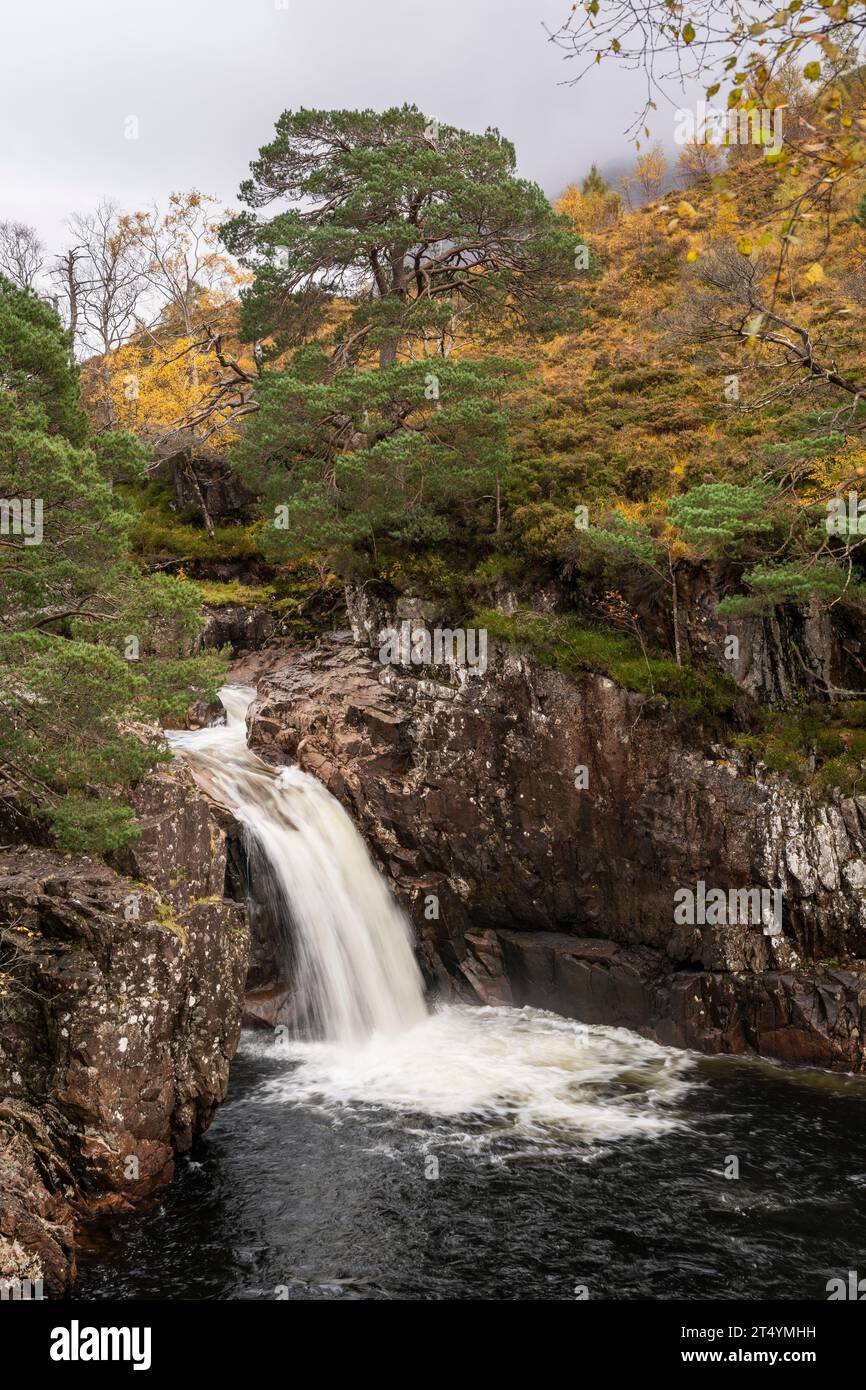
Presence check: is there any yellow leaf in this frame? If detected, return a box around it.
[804,60,821,80]
[686,249,698,262]
[682,21,696,42]
[677,200,697,218]
[803,262,825,285]
[737,235,753,255]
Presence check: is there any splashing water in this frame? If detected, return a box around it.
[251,1005,694,1153]
[169,684,694,1148]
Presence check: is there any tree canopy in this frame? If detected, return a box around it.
[0,278,224,852]
[222,104,584,366]
[223,105,584,576]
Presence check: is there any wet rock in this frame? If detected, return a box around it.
[0,1111,77,1296]
[243,985,296,1030]
[482,931,866,1071]
[0,766,250,1294]
[107,763,227,910]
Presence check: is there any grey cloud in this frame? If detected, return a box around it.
[0,0,690,253]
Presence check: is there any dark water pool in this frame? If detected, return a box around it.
[74,1011,866,1302]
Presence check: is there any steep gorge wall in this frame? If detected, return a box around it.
[245,607,866,1074]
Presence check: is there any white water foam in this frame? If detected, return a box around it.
[250,1004,694,1150]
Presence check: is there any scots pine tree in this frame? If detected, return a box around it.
[221,105,584,571]
[231,350,520,570]
[222,104,583,362]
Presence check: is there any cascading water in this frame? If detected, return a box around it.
[77,728,866,1301]
[169,685,427,1042]
[79,688,866,1301]
[168,684,694,1149]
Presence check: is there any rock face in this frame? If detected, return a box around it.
[0,765,249,1295]
[246,617,866,1075]
[153,446,257,521]
[199,604,276,657]
[477,564,866,703]
[677,567,862,703]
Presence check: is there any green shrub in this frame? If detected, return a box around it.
[733,703,866,793]
[195,580,276,607]
[472,608,739,717]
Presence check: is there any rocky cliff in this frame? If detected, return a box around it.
[244,595,866,1075]
[0,764,249,1296]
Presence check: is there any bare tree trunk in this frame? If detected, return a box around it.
[669,552,682,667]
[182,455,214,538]
[57,248,82,364]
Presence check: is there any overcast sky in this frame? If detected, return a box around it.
[1,0,687,254]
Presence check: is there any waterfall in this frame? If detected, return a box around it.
[169,684,427,1043]
[168,683,694,1151]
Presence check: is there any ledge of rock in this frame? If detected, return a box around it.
[468,930,866,1071]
